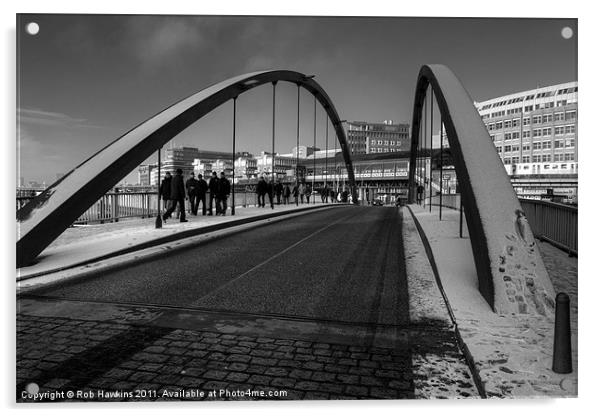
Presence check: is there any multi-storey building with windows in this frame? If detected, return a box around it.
[475,82,577,201]
[476,82,577,175]
[345,120,410,155]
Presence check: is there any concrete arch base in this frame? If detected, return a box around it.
[408,64,556,316]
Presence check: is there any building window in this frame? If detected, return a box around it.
[542,114,553,123]
[533,142,542,150]
[554,154,564,162]
[542,127,552,136]
[512,145,520,152]
[533,129,542,138]
[565,153,575,161]
[511,156,520,164]
[532,115,542,124]
[542,141,551,149]
[523,117,531,126]
[554,112,565,121]
[554,126,565,135]
[554,140,564,148]
[522,131,531,139]
[533,155,542,163]
[542,154,551,162]
[512,119,520,127]
[565,138,575,147]
[512,132,520,139]
[565,124,576,134]
[504,120,512,129]
[522,156,530,163]
[496,146,502,153]
[495,122,503,130]
[524,105,533,112]
[522,144,531,151]
[566,111,576,120]
[504,145,512,152]
[504,133,512,140]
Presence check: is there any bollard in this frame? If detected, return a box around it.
[552,292,572,374]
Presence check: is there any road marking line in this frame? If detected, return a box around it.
[195,208,362,303]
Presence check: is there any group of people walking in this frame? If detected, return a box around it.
[255,176,319,208]
[160,169,231,223]
[160,170,351,223]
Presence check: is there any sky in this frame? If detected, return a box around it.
[16,14,577,184]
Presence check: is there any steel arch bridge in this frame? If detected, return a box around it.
[17,70,357,267]
[408,64,555,315]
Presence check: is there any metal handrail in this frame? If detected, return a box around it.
[424,194,578,256]
[16,188,296,225]
[519,198,578,256]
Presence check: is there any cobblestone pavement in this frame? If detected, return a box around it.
[16,297,477,402]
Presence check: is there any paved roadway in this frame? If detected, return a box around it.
[30,205,409,326]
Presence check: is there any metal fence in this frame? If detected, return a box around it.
[16,187,302,225]
[424,193,578,256]
[519,198,578,256]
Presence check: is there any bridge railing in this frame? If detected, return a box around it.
[16,187,290,225]
[518,198,578,256]
[424,193,578,256]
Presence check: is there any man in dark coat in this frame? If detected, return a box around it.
[283,183,291,204]
[275,180,283,205]
[256,176,267,208]
[163,168,187,222]
[185,172,199,215]
[216,172,231,215]
[417,184,425,204]
[321,186,328,203]
[267,179,275,209]
[305,184,312,204]
[208,171,219,215]
[160,172,172,212]
[292,182,299,206]
[197,174,208,215]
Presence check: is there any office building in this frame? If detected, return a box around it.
[345,120,410,155]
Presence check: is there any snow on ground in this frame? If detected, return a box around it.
[401,207,480,399]
[17,203,333,280]
[408,204,577,398]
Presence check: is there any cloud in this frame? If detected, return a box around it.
[17,108,103,129]
[121,16,219,70]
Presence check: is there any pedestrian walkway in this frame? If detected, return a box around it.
[17,203,337,284]
[406,204,577,398]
